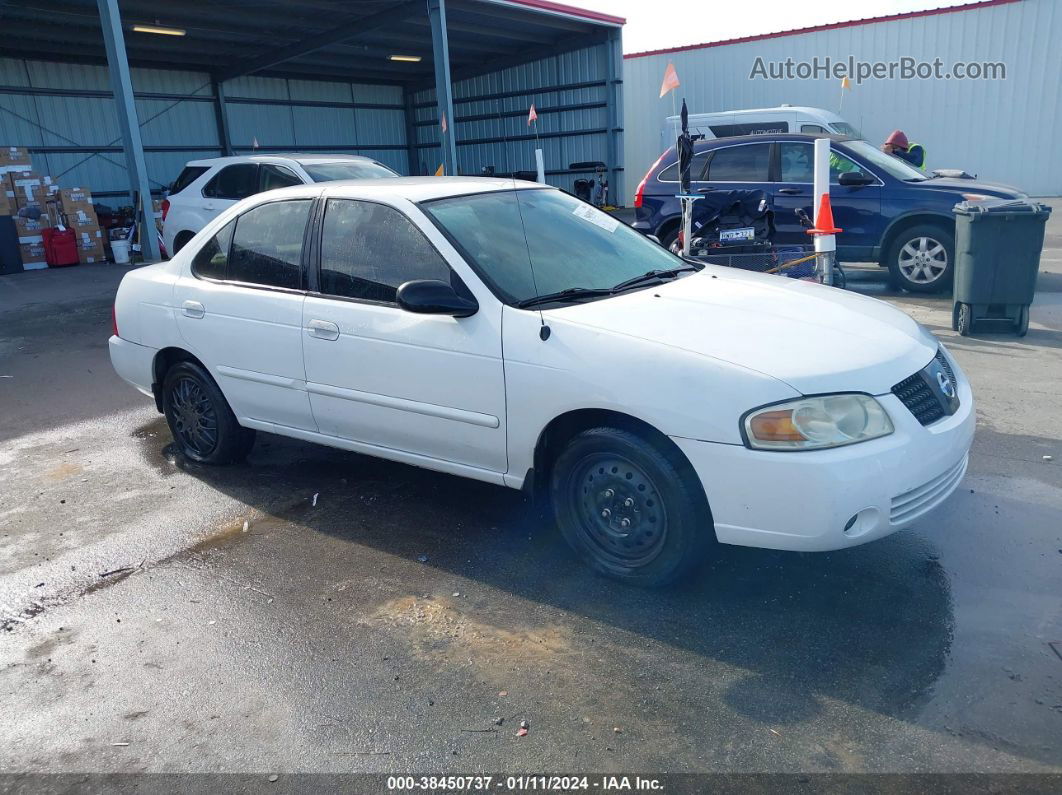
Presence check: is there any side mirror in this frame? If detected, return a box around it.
[838,171,874,187]
[396,279,478,318]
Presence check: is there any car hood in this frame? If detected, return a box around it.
[545,267,938,395]
[915,176,1025,198]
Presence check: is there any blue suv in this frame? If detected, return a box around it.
[632,133,1025,292]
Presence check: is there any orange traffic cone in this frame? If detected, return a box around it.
[807,192,842,236]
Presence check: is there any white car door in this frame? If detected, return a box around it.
[301,197,507,476]
[174,197,317,431]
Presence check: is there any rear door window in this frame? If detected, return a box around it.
[705,143,772,182]
[228,200,312,289]
[170,166,209,195]
[203,164,260,200]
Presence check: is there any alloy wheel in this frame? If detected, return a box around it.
[169,376,219,456]
[898,236,948,284]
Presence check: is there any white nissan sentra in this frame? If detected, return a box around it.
[110,178,974,586]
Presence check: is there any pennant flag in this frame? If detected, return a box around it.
[840,76,851,90]
[434,163,445,177]
[252,136,259,150]
[659,62,680,98]
[440,112,448,134]
[528,104,538,126]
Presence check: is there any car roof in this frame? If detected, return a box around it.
[245,176,547,204]
[185,153,379,167]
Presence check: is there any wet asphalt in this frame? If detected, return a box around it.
[1,215,1060,775]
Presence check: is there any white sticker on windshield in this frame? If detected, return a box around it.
[572,203,619,233]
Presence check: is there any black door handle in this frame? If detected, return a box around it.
[778,188,803,195]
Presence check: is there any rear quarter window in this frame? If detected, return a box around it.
[170,166,209,195]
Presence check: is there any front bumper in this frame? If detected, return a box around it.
[672,380,975,552]
[109,335,157,399]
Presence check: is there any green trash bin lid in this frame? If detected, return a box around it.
[953,197,1053,217]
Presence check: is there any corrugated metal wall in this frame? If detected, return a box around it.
[0,57,407,199]
[412,42,622,198]
[623,0,1061,201]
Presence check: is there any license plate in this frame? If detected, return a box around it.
[720,227,755,242]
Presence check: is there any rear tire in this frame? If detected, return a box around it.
[549,427,713,587]
[956,302,973,337]
[162,361,255,464]
[172,231,195,255]
[886,223,955,293]
[659,226,680,253]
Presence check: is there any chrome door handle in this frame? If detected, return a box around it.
[778,188,804,195]
[182,300,205,319]
[307,319,340,341]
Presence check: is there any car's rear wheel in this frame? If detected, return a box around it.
[162,361,255,464]
[886,223,955,293]
[659,226,680,253]
[549,427,713,587]
[172,231,195,255]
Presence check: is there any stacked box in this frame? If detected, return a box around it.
[14,207,51,238]
[74,227,107,264]
[0,146,32,177]
[7,169,57,211]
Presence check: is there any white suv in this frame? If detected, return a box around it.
[160,154,397,256]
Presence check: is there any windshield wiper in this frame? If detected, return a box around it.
[610,264,702,293]
[515,287,614,309]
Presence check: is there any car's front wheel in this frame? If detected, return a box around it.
[886,223,955,293]
[162,361,255,464]
[549,427,714,587]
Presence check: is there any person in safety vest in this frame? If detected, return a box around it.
[882,130,926,169]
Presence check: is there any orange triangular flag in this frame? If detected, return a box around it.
[528,104,538,126]
[659,62,680,98]
[252,136,259,150]
[434,163,445,177]
[840,76,851,90]
[808,192,842,235]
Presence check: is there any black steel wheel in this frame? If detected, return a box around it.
[162,360,255,464]
[550,427,714,587]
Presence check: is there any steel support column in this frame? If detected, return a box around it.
[604,27,623,206]
[427,0,458,177]
[213,80,233,156]
[96,0,161,260]
[403,88,419,176]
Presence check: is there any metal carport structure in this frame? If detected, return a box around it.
[0,0,625,260]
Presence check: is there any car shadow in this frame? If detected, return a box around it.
[135,418,956,737]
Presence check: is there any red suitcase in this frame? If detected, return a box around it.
[42,227,79,267]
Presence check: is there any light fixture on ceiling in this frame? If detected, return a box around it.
[388,55,422,62]
[132,24,186,37]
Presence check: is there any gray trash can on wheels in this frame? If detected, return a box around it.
[951,198,1052,337]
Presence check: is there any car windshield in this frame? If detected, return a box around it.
[831,121,863,139]
[302,161,397,182]
[423,188,687,305]
[843,139,928,181]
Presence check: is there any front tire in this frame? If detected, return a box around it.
[549,427,713,587]
[162,361,255,464]
[886,223,955,293]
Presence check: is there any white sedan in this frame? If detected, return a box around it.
[110,178,974,586]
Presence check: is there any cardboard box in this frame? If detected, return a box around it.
[59,186,93,214]
[7,170,57,208]
[0,188,12,217]
[60,204,99,231]
[14,208,52,238]
[0,147,32,177]
[19,239,47,271]
[75,227,107,264]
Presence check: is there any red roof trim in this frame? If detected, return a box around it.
[623,0,1019,59]
[498,0,626,26]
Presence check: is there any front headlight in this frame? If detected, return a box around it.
[743,394,894,451]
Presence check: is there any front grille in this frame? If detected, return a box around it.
[890,455,968,525]
[892,372,946,425]
[891,348,959,426]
